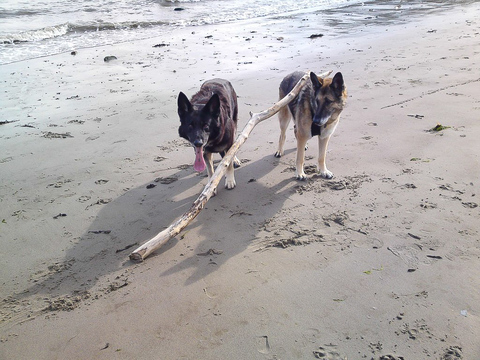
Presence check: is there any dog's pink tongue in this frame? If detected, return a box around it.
[193,146,206,172]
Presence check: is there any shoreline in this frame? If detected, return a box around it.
[1,0,477,66]
[1,2,480,359]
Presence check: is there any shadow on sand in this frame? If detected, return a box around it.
[12,150,300,314]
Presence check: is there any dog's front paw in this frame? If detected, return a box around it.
[295,173,307,181]
[319,169,334,179]
[225,178,236,190]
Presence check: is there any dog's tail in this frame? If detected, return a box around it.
[278,87,292,124]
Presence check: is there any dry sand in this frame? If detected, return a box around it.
[1,2,480,359]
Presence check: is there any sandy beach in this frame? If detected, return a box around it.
[1,2,480,359]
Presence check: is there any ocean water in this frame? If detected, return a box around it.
[0,0,476,65]
[0,0,365,65]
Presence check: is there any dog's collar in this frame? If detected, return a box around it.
[311,123,321,136]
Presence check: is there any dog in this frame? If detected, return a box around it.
[178,78,238,191]
[274,71,347,180]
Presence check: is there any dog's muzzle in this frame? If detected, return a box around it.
[313,108,333,126]
[193,139,204,147]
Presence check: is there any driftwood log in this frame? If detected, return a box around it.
[129,71,332,262]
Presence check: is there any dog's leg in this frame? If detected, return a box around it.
[225,161,236,190]
[205,152,214,178]
[317,135,333,179]
[204,152,218,195]
[221,151,241,169]
[219,148,236,189]
[274,104,291,158]
[233,156,241,168]
[295,134,309,181]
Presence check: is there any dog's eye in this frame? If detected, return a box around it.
[204,125,210,132]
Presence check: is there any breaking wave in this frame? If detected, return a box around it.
[1,24,68,44]
[0,21,172,44]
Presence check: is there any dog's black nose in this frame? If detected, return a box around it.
[193,139,203,147]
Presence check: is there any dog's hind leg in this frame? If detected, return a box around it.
[225,161,236,189]
[274,104,292,158]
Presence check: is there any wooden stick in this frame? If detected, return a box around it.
[129,71,332,262]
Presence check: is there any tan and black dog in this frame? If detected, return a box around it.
[178,79,238,191]
[274,71,347,180]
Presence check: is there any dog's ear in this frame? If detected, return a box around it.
[203,93,221,121]
[177,92,192,117]
[331,72,345,98]
[310,72,322,92]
